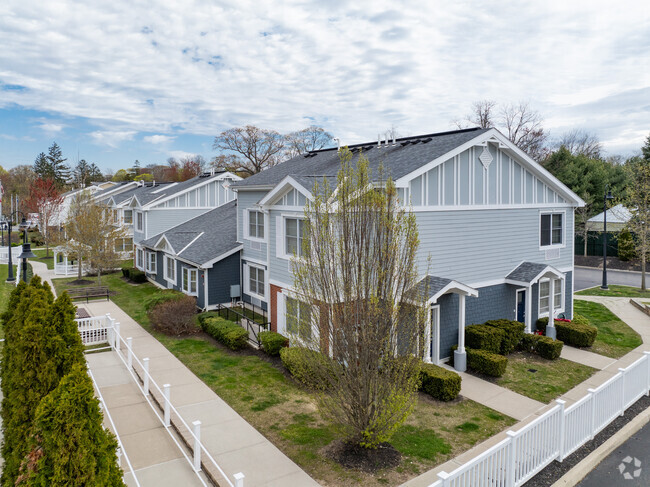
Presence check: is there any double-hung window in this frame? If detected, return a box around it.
[285,296,311,340]
[182,267,198,295]
[136,212,143,232]
[248,210,264,239]
[539,278,563,315]
[248,265,265,297]
[164,255,176,283]
[146,252,157,273]
[136,248,144,270]
[540,213,563,247]
[124,210,133,224]
[285,218,305,257]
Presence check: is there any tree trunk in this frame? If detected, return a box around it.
[97,268,102,286]
[77,252,82,280]
[583,232,588,256]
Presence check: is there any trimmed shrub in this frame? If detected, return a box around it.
[484,319,525,355]
[201,317,248,350]
[196,311,221,327]
[556,319,598,348]
[536,317,549,333]
[419,363,461,401]
[148,295,198,335]
[520,334,564,360]
[128,268,147,283]
[466,348,508,377]
[465,324,505,354]
[121,267,130,278]
[259,331,289,356]
[143,290,186,312]
[279,347,337,390]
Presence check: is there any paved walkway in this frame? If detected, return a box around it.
[403,296,650,487]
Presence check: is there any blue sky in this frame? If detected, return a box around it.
[0,0,649,174]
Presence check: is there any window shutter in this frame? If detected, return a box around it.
[276,215,283,258]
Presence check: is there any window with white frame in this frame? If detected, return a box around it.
[164,255,176,283]
[540,213,563,247]
[248,210,265,239]
[182,267,198,295]
[124,210,133,224]
[114,237,134,253]
[146,252,157,273]
[136,248,143,268]
[247,265,265,297]
[136,211,143,232]
[285,296,311,340]
[285,217,305,257]
[539,278,563,315]
[113,210,119,224]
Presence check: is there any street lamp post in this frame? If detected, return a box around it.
[17,218,36,282]
[5,218,14,282]
[601,187,615,290]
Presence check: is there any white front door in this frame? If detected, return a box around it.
[430,305,440,364]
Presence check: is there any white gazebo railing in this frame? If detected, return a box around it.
[0,246,10,264]
[76,314,117,349]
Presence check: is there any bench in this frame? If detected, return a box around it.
[66,286,110,303]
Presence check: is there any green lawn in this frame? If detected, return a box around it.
[51,270,516,486]
[496,352,596,403]
[577,285,650,299]
[574,300,643,358]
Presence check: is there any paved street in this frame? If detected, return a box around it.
[574,266,645,291]
[578,421,650,487]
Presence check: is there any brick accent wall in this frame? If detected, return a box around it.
[270,284,282,332]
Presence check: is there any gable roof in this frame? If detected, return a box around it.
[139,200,240,267]
[505,262,564,285]
[588,204,632,224]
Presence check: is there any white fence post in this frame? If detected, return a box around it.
[193,420,202,472]
[436,471,450,487]
[506,431,517,487]
[619,368,626,416]
[556,399,566,461]
[114,322,120,352]
[116,447,122,467]
[143,358,150,396]
[234,472,245,487]
[127,337,133,370]
[588,388,597,439]
[163,384,171,427]
[644,352,650,395]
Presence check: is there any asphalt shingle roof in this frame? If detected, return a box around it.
[233,127,489,191]
[506,262,559,283]
[139,201,239,267]
[411,275,454,301]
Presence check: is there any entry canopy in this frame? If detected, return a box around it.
[409,275,479,305]
[505,262,564,286]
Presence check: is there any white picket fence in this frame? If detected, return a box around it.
[431,351,650,487]
[54,262,79,276]
[76,314,116,347]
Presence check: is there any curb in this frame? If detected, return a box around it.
[575,265,645,276]
[551,403,650,486]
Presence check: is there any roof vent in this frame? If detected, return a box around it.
[334,137,341,151]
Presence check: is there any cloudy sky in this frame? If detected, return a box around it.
[0,0,648,173]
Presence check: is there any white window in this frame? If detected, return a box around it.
[248,210,265,239]
[540,213,563,247]
[539,277,563,315]
[147,252,157,273]
[124,210,133,224]
[136,248,144,270]
[164,255,176,283]
[246,264,265,298]
[182,267,198,295]
[285,296,311,340]
[136,211,143,232]
[113,209,119,224]
[285,218,305,257]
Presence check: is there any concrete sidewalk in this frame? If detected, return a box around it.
[84,299,320,487]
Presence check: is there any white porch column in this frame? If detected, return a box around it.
[454,294,467,372]
[526,285,532,333]
[424,308,432,364]
[547,280,556,340]
[64,254,69,276]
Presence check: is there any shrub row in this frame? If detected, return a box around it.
[536,315,597,348]
[259,331,289,356]
[465,319,525,356]
[201,317,248,350]
[452,345,508,377]
[279,347,337,390]
[419,363,461,401]
[484,319,525,355]
[143,290,186,312]
[121,266,146,283]
[520,334,564,360]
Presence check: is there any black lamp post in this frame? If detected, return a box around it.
[5,217,14,282]
[601,187,615,290]
[17,218,36,282]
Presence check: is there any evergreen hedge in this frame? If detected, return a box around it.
[201,317,249,350]
[466,348,508,377]
[484,319,525,355]
[279,347,338,390]
[520,334,564,360]
[419,363,461,401]
[259,331,289,356]
[465,324,505,354]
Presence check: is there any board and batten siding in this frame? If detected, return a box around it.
[415,207,574,285]
[406,144,567,208]
[237,190,270,264]
[153,179,236,209]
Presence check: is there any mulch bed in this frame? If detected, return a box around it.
[524,394,650,486]
[575,255,650,273]
[324,440,401,472]
[68,279,95,286]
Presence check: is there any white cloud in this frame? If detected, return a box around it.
[89,130,135,148]
[143,134,175,145]
[35,121,64,136]
[168,150,198,161]
[0,0,648,155]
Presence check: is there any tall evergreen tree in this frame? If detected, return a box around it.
[45,142,70,188]
[19,364,125,486]
[88,162,104,182]
[72,159,90,188]
[33,153,53,182]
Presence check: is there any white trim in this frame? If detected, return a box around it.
[258,176,313,207]
[164,254,177,285]
[425,280,479,306]
[278,214,305,260]
[244,208,266,242]
[152,235,175,254]
[202,245,243,269]
[409,203,574,212]
[539,209,567,250]
[538,275,565,317]
[269,278,291,288]
[135,247,144,270]
[181,267,198,296]
[146,251,157,274]
[177,232,204,256]
[427,305,441,365]
[146,275,167,290]
[515,288,526,322]
[243,262,266,301]
[243,255,267,267]
[135,211,144,232]
[143,172,241,209]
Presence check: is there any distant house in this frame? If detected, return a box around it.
[232,127,585,371]
[586,204,632,232]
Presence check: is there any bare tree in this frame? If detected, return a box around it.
[212,125,286,177]
[500,102,549,162]
[25,178,64,257]
[555,129,602,159]
[291,149,427,450]
[286,126,334,157]
[626,135,650,289]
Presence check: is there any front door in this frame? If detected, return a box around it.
[430,306,440,364]
[516,289,526,323]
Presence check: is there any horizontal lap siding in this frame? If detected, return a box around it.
[268,209,292,286]
[238,191,269,263]
[146,208,211,239]
[415,208,574,285]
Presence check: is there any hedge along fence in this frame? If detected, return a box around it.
[201,317,248,351]
[536,315,598,348]
[259,331,289,356]
[420,363,461,401]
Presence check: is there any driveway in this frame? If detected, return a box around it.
[574,266,646,291]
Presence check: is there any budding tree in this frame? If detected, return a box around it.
[626,134,650,290]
